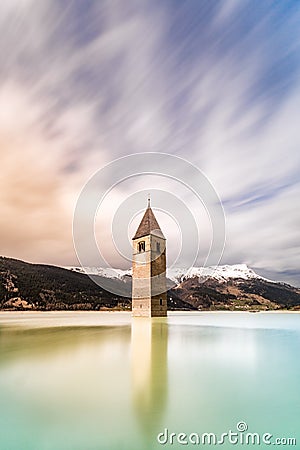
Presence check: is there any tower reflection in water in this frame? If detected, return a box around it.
[131,318,168,441]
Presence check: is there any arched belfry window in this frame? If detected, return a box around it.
[156,242,161,253]
[138,241,145,252]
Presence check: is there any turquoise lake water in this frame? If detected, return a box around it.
[0,311,299,450]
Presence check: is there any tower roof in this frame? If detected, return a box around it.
[133,206,165,240]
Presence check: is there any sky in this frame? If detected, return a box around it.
[0,0,300,285]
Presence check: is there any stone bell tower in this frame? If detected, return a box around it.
[132,198,167,317]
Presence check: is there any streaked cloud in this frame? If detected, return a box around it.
[0,0,299,285]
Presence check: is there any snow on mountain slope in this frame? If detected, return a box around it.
[65,266,132,280]
[166,264,272,283]
[65,264,273,284]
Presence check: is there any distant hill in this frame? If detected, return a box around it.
[171,274,300,311]
[66,264,300,311]
[67,263,276,284]
[0,257,192,311]
[167,264,300,311]
[1,256,300,311]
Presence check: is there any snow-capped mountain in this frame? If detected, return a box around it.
[66,264,272,284]
[63,263,300,311]
[66,266,132,280]
[1,256,300,311]
[166,264,274,284]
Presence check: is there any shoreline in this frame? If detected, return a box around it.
[0,308,299,314]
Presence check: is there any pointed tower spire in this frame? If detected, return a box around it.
[133,201,165,240]
[132,199,167,317]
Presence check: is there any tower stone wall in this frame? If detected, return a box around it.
[132,205,167,317]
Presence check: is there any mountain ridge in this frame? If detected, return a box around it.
[67,263,280,286]
[1,256,300,311]
[0,256,192,311]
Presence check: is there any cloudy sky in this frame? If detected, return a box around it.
[0,0,300,285]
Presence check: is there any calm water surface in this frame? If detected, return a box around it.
[0,311,299,450]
